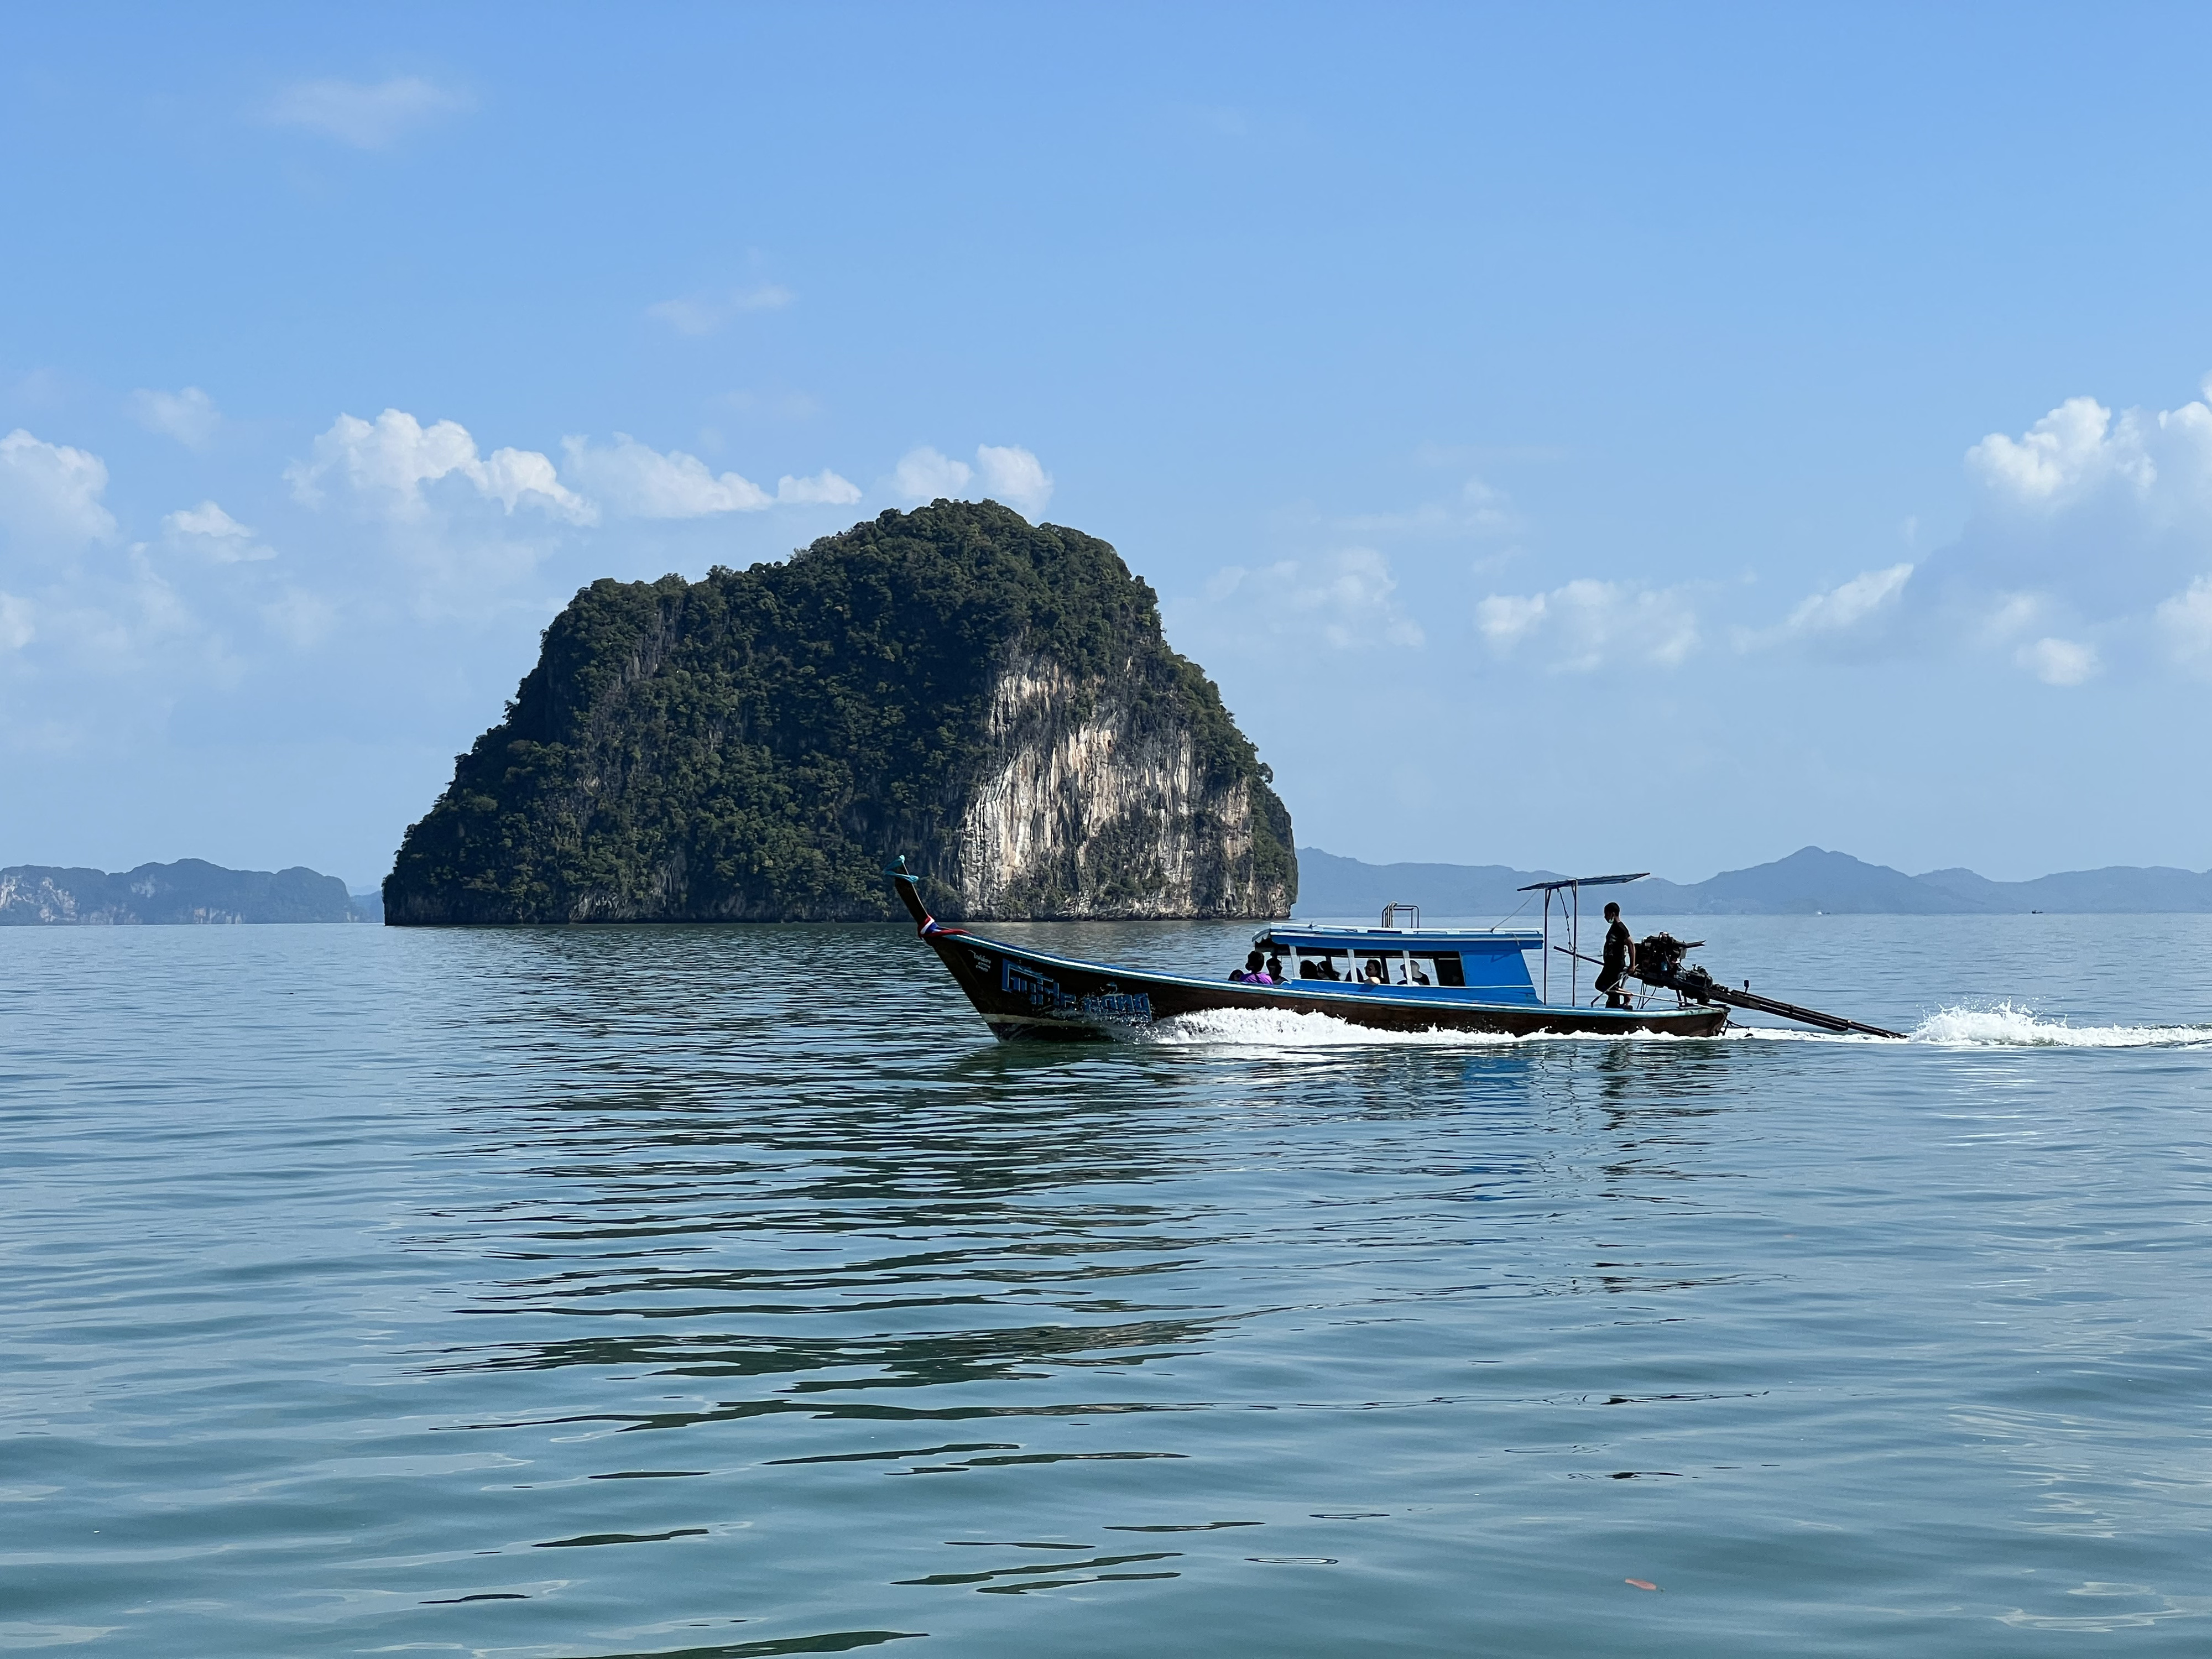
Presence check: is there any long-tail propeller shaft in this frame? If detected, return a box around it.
[1557,935,1907,1039]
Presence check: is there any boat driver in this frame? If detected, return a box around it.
[1597,900,1634,1009]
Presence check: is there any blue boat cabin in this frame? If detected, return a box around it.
[1254,922,1545,1005]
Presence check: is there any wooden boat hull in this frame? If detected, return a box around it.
[891,877,1729,1042]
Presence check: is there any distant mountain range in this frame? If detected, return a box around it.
[1295,845,2212,919]
[0,860,368,925]
[7,846,2201,925]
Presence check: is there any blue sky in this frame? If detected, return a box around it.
[3,2,2208,889]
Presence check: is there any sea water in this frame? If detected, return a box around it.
[2,914,2208,1656]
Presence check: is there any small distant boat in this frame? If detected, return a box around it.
[888,864,1734,1041]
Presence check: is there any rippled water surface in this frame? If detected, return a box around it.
[5,914,2210,1656]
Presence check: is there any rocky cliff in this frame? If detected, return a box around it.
[384,500,1296,923]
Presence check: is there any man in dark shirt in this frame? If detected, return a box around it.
[1596,900,1634,1009]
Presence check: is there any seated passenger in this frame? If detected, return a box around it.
[1230,949,1266,984]
[1299,958,1321,978]
[1265,954,1286,983]
[1410,962,1432,985]
[1361,958,1387,984]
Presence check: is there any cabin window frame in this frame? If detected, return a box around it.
[1271,941,1472,987]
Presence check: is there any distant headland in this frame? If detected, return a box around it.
[383,500,1296,925]
[0,860,370,925]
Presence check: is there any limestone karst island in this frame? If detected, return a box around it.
[383,500,1298,924]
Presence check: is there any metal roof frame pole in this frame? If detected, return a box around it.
[1515,872,1647,1011]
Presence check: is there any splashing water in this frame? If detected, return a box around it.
[1130,1007,1515,1048]
[1908,1003,2212,1048]
[1133,1006,1724,1048]
[1126,1004,2212,1051]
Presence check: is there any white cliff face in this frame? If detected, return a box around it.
[0,872,86,923]
[953,653,1274,919]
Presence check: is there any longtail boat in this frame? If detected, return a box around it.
[889,864,1736,1041]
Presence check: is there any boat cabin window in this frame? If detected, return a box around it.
[1341,950,1463,986]
[1273,943,1468,987]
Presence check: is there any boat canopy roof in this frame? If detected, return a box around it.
[1256,924,1541,954]
[1515,871,1649,893]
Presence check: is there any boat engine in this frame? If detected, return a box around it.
[1635,932,1697,980]
[1628,931,1905,1039]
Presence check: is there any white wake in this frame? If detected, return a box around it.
[1129,1007,1698,1049]
[1906,1003,2211,1048]
[1120,1003,2211,1051]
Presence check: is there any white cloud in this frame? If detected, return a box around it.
[282,412,592,620]
[161,501,274,564]
[0,449,254,708]
[1204,547,1424,650]
[2156,576,2212,676]
[560,435,773,517]
[552,435,855,518]
[646,284,793,336]
[0,591,32,651]
[128,387,221,449]
[118,551,196,653]
[1964,382,2212,512]
[1951,383,2212,584]
[267,76,471,149]
[1966,396,2157,507]
[893,446,973,501]
[1474,592,1546,648]
[775,469,863,507]
[2016,635,2098,686]
[7,549,212,681]
[476,446,588,516]
[262,587,338,649]
[289,410,595,524]
[1335,474,1520,539]
[1782,562,1913,634]
[888,444,1054,514]
[1912,380,2212,683]
[287,410,467,510]
[1974,591,2045,645]
[974,444,1053,518]
[0,429,116,547]
[1475,578,1698,671]
[1740,562,1914,651]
